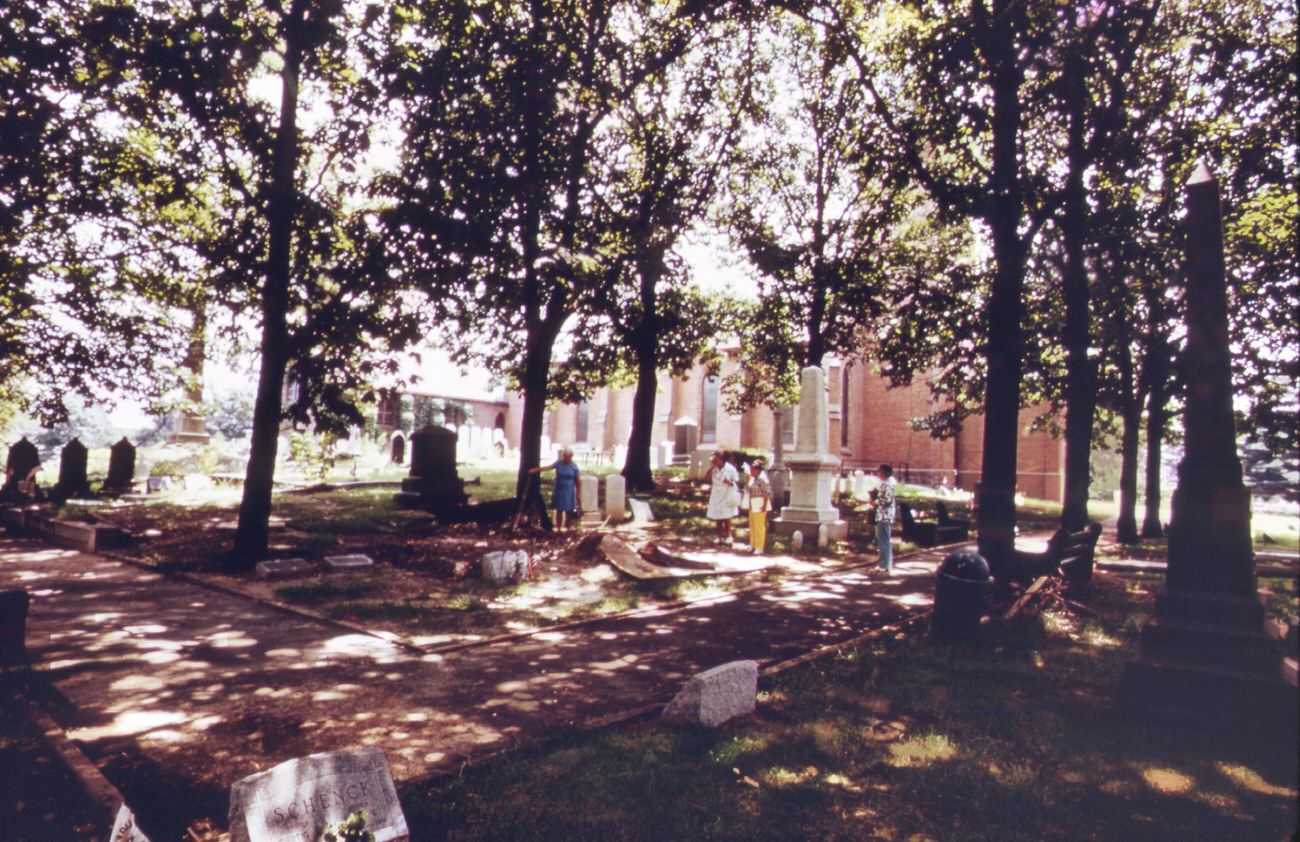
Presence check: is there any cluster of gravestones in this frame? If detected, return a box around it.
[1,436,138,504]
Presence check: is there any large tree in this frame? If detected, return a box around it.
[81,0,420,564]
[375,0,743,497]
[0,3,182,424]
[794,0,1062,575]
[584,15,756,491]
[728,16,900,372]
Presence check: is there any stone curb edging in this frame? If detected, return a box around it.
[97,537,963,661]
[24,694,128,836]
[399,608,936,791]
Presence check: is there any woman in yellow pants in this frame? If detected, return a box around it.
[746,460,772,554]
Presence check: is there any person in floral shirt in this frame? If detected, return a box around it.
[871,463,897,573]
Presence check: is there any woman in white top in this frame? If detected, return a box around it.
[703,450,740,545]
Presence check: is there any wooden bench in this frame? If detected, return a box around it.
[936,502,970,538]
[899,502,969,548]
[1011,521,1102,583]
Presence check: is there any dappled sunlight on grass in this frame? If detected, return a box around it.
[886,732,958,767]
[1140,767,1196,794]
[1216,762,1296,797]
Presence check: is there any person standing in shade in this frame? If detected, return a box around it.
[530,448,579,531]
[870,463,897,573]
[703,450,740,545]
[745,459,772,554]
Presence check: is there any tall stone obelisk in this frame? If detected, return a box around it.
[1120,163,1296,725]
[773,366,847,546]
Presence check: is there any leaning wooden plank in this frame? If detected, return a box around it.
[1003,575,1050,620]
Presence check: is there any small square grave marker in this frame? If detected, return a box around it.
[229,747,408,842]
[323,554,375,572]
[255,558,316,579]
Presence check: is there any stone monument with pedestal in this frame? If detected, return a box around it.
[1119,163,1296,727]
[393,425,468,510]
[773,367,847,546]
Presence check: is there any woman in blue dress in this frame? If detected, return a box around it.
[531,448,580,531]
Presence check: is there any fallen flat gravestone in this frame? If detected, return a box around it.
[323,554,375,572]
[110,803,152,842]
[255,558,316,579]
[229,747,408,842]
[662,660,759,727]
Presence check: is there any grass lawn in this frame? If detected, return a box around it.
[400,573,1298,841]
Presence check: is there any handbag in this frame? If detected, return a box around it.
[725,485,742,509]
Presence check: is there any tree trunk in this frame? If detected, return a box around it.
[975,0,1026,578]
[1115,342,1141,543]
[515,330,556,499]
[231,3,305,567]
[1060,50,1096,532]
[622,334,659,492]
[1141,337,1170,538]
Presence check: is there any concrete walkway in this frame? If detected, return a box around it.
[0,532,957,833]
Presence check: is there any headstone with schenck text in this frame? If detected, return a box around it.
[228,747,408,842]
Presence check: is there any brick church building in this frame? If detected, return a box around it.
[380,348,1064,503]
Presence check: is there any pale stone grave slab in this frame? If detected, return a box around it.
[578,474,602,525]
[629,498,654,523]
[229,747,408,842]
[662,660,759,727]
[111,803,152,842]
[255,558,316,579]
[482,550,529,582]
[323,554,375,573]
[605,474,626,521]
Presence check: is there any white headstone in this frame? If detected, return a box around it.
[605,474,626,521]
[661,660,759,727]
[323,554,375,572]
[579,474,599,512]
[482,550,528,583]
[817,523,828,548]
[111,804,152,842]
[228,747,408,842]
[853,471,870,500]
[629,498,655,523]
[791,531,803,552]
[255,558,316,579]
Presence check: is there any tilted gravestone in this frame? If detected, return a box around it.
[110,803,152,842]
[662,660,759,727]
[229,747,408,842]
[629,498,655,523]
[393,425,467,509]
[53,438,93,501]
[390,432,406,465]
[102,438,137,495]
